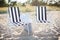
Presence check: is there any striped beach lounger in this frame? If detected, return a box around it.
[36,6,47,23]
[8,7,21,26]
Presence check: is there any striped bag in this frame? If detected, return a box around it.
[36,6,47,23]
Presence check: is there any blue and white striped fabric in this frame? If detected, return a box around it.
[8,7,21,25]
[36,6,47,23]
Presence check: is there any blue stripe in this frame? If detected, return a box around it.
[11,7,15,23]
[45,7,47,20]
[38,6,40,21]
[17,7,21,22]
[41,7,43,21]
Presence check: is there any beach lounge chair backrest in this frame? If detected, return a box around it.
[8,7,21,25]
[36,6,47,23]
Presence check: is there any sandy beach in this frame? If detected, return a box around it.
[0,11,60,40]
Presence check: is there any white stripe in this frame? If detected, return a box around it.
[43,6,46,21]
[40,7,43,21]
[16,7,20,22]
[13,7,16,23]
